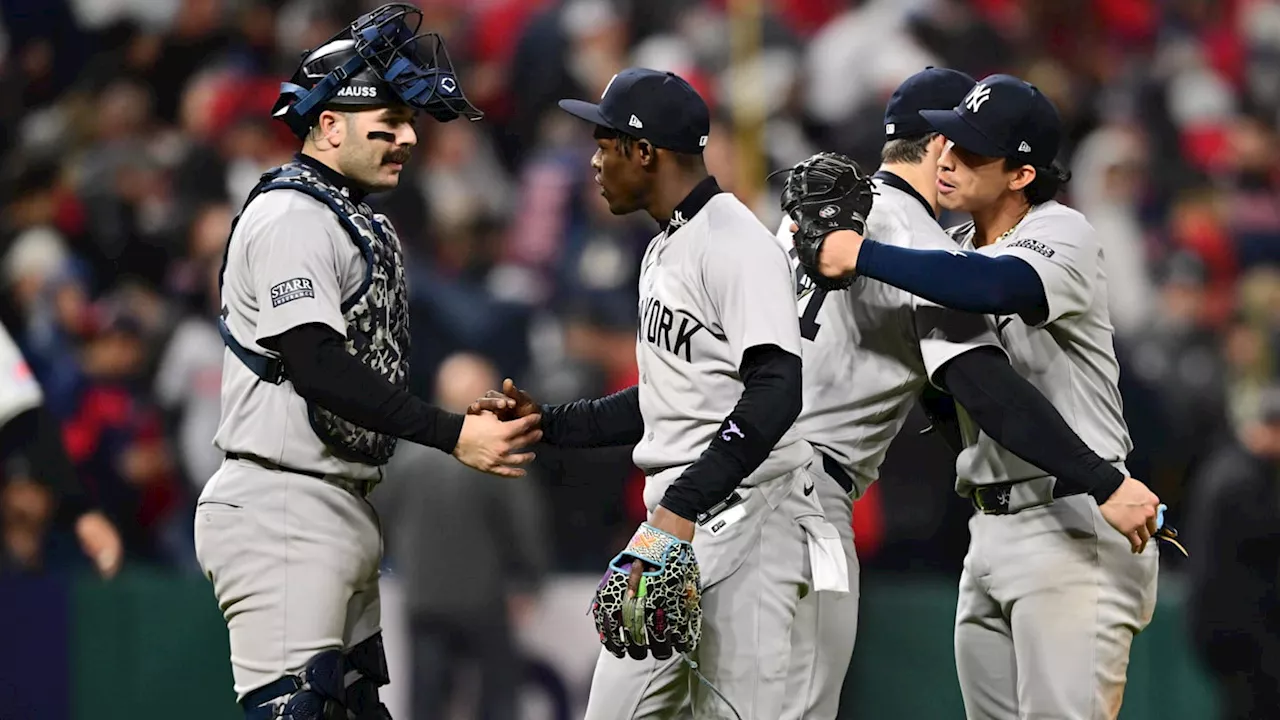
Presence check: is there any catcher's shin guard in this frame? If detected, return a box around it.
[345,633,393,719]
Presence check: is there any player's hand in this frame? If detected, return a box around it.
[790,222,865,280]
[1098,477,1161,553]
[75,510,123,579]
[467,378,538,421]
[818,229,866,278]
[453,412,543,478]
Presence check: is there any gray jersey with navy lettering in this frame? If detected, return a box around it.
[775,178,1004,497]
[214,189,381,481]
[632,192,810,511]
[950,199,1133,492]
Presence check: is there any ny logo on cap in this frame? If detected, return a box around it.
[602,73,619,99]
[964,84,992,113]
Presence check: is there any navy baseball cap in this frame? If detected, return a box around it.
[559,67,711,155]
[884,67,976,139]
[920,74,1063,167]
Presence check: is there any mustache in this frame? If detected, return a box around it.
[383,148,412,164]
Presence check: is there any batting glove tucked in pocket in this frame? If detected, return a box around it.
[591,523,703,661]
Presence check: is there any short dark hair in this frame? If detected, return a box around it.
[594,124,704,168]
[1005,158,1071,205]
[881,132,938,165]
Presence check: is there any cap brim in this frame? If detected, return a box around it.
[558,99,614,129]
[919,109,1006,158]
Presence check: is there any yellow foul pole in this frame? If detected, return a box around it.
[727,0,765,209]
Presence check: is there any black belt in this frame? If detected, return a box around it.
[225,452,375,497]
[821,453,854,494]
[970,478,1080,515]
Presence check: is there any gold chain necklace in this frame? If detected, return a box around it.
[996,206,1032,244]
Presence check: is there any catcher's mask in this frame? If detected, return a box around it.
[272,2,482,139]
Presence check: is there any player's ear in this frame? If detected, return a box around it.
[1007,164,1036,193]
[924,133,948,163]
[314,110,346,148]
[637,139,656,168]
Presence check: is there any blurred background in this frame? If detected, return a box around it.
[0,0,1278,718]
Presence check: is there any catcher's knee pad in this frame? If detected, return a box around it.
[242,636,393,720]
[241,650,347,720]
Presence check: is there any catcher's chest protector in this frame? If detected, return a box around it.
[223,161,410,466]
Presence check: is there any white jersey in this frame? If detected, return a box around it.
[951,199,1133,491]
[215,189,381,481]
[776,174,1004,497]
[0,323,42,427]
[632,182,811,510]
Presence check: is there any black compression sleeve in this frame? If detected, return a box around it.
[0,406,89,521]
[539,386,643,448]
[919,383,965,456]
[940,347,1124,503]
[274,323,464,453]
[659,345,803,521]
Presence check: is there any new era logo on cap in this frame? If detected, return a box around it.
[629,114,643,129]
[1018,141,1031,153]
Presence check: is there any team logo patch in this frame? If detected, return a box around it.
[818,205,839,219]
[1009,238,1055,258]
[270,277,316,307]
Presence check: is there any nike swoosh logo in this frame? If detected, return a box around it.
[803,483,815,496]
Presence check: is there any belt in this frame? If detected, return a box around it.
[971,477,1078,515]
[820,453,854,494]
[225,452,377,498]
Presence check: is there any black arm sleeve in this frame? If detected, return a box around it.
[659,345,803,521]
[273,323,464,453]
[940,347,1123,503]
[0,406,89,522]
[918,383,965,456]
[539,386,643,448]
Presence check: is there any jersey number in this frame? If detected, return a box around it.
[800,289,829,341]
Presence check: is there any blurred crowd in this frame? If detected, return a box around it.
[2,0,1280,703]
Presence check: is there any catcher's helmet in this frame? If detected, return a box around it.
[271,2,482,139]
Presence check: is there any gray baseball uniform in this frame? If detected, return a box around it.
[584,183,844,720]
[950,200,1159,720]
[0,324,42,428]
[774,175,1006,719]
[195,175,391,702]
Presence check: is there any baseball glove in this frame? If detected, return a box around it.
[591,523,702,661]
[775,152,876,291]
